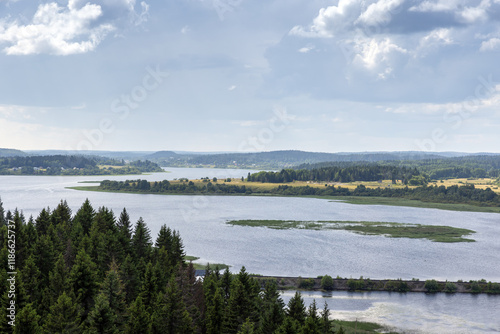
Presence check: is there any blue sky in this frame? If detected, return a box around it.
[0,0,499,153]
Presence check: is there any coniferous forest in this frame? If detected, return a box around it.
[0,200,337,334]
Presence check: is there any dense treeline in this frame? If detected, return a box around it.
[100,179,252,194]
[247,166,424,185]
[97,180,500,207]
[270,184,500,207]
[0,155,163,175]
[0,200,339,333]
[298,155,500,180]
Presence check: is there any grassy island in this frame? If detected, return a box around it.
[226,220,476,243]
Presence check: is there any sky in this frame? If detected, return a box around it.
[0,0,500,153]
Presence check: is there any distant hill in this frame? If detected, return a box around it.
[144,151,180,159]
[153,150,460,169]
[0,148,26,157]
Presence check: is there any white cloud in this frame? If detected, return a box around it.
[181,25,190,34]
[228,85,237,91]
[298,45,315,53]
[480,37,500,51]
[352,37,407,74]
[290,0,361,38]
[0,1,113,55]
[0,0,150,55]
[356,0,403,27]
[409,0,461,12]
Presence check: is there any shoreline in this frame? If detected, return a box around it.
[68,185,500,213]
[252,276,500,295]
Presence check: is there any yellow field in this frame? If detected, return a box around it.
[98,165,125,169]
[169,177,500,194]
[428,178,500,193]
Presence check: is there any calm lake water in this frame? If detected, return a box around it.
[1,168,499,333]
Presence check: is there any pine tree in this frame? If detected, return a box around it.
[52,200,72,227]
[125,296,151,334]
[100,260,127,330]
[35,207,51,236]
[116,208,132,260]
[119,255,140,304]
[259,280,285,333]
[150,279,195,334]
[205,286,224,334]
[0,196,6,226]
[70,249,99,316]
[85,292,118,334]
[274,317,300,334]
[237,318,255,334]
[286,292,306,325]
[73,199,95,235]
[320,301,331,334]
[18,255,41,306]
[139,262,159,310]
[131,217,152,262]
[35,234,55,288]
[14,303,42,334]
[44,292,83,333]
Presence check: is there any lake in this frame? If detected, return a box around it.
[1,167,499,333]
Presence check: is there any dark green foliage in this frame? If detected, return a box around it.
[286,292,307,325]
[320,275,334,291]
[0,155,163,175]
[44,291,83,333]
[248,165,423,184]
[444,282,457,293]
[298,277,315,289]
[125,296,151,334]
[85,292,119,334]
[14,303,42,334]
[424,279,440,293]
[131,218,152,263]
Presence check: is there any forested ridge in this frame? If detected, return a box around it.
[0,156,163,175]
[0,200,341,334]
[296,155,500,180]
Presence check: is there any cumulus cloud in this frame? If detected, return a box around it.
[0,0,150,55]
[480,37,500,51]
[271,0,500,102]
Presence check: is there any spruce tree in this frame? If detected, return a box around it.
[150,279,195,334]
[131,217,152,262]
[320,301,330,334]
[259,280,285,333]
[125,296,151,334]
[85,293,118,334]
[70,249,99,316]
[286,292,306,325]
[0,196,6,226]
[44,292,83,333]
[73,199,95,235]
[14,303,42,334]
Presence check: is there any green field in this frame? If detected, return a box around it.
[328,196,500,213]
[226,220,476,243]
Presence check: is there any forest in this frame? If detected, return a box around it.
[0,200,343,333]
[0,156,163,175]
[247,166,425,185]
[297,155,500,180]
